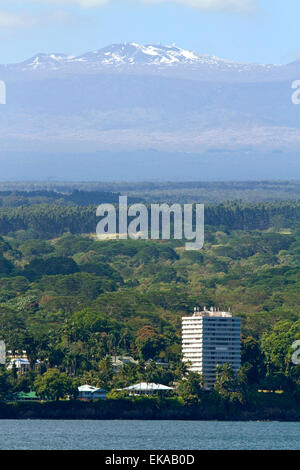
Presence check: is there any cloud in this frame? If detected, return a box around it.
[138,0,258,13]
[0,10,28,27]
[36,0,109,6]
[0,0,259,13]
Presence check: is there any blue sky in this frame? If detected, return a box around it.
[0,0,299,64]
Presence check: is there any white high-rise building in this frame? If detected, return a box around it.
[182,307,241,388]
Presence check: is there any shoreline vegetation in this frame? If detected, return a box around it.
[2,396,300,421]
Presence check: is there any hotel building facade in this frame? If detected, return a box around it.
[182,307,241,388]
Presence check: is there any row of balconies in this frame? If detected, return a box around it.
[183,344,240,349]
[182,344,241,349]
[182,351,238,355]
[183,357,241,368]
[182,338,241,343]
[182,326,240,331]
[183,359,241,366]
[183,344,240,347]
[182,353,241,358]
[203,340,241,344]
[183,355,241,362]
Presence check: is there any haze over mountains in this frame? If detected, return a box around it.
[1,43,300,181]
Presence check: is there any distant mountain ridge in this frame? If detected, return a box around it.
[1,42,300,181]
[2,43,254,69]
[0,42,288,78]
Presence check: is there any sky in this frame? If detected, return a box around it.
[0,0,299,65]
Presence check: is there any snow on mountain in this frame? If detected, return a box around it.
[77,43,229,67]
[18,53,76,71]
[2,41,300,179]
[3,43,280,75]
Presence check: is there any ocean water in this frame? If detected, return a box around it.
[0,420,300,450]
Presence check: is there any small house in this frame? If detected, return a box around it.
[121,382,174,396]
[78,384,107,400]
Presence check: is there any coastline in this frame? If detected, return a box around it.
[1,398,300,422]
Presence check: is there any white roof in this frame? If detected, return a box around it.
[123,382,173,391]
[8,358,40,366]
[11,358,30,364]
[78,384,106,393]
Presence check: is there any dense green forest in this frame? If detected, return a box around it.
[1,196,300,414]
[0,189,140,208]
[3,180,300,204]
[1,200,300,238]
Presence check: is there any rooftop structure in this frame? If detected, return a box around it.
[121,382,174,395]
[7,357,40,374]
[15,391,38,401]
[111,355,138,373]
[78,384,107,400]
[191,306,233,318]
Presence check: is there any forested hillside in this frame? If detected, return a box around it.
[0,198,300,404]
[0,200,300,238]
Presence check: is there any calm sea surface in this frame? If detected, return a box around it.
[0,420,300,450]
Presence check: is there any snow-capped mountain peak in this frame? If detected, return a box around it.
[9,43,239,72]
[2,43,289,81]
[76,42,233,67]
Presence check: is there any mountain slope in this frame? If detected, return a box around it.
[0,43,300,180]
[1,43,293,82]
[5,43,248,70]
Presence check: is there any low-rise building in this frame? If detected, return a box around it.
[145,359,169,369]
[121,382,174,396]
[78,384,107,400]
[7,358,40,374]
[111,355,138,373]
[15,391,38,401]
[6,350,40,374]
